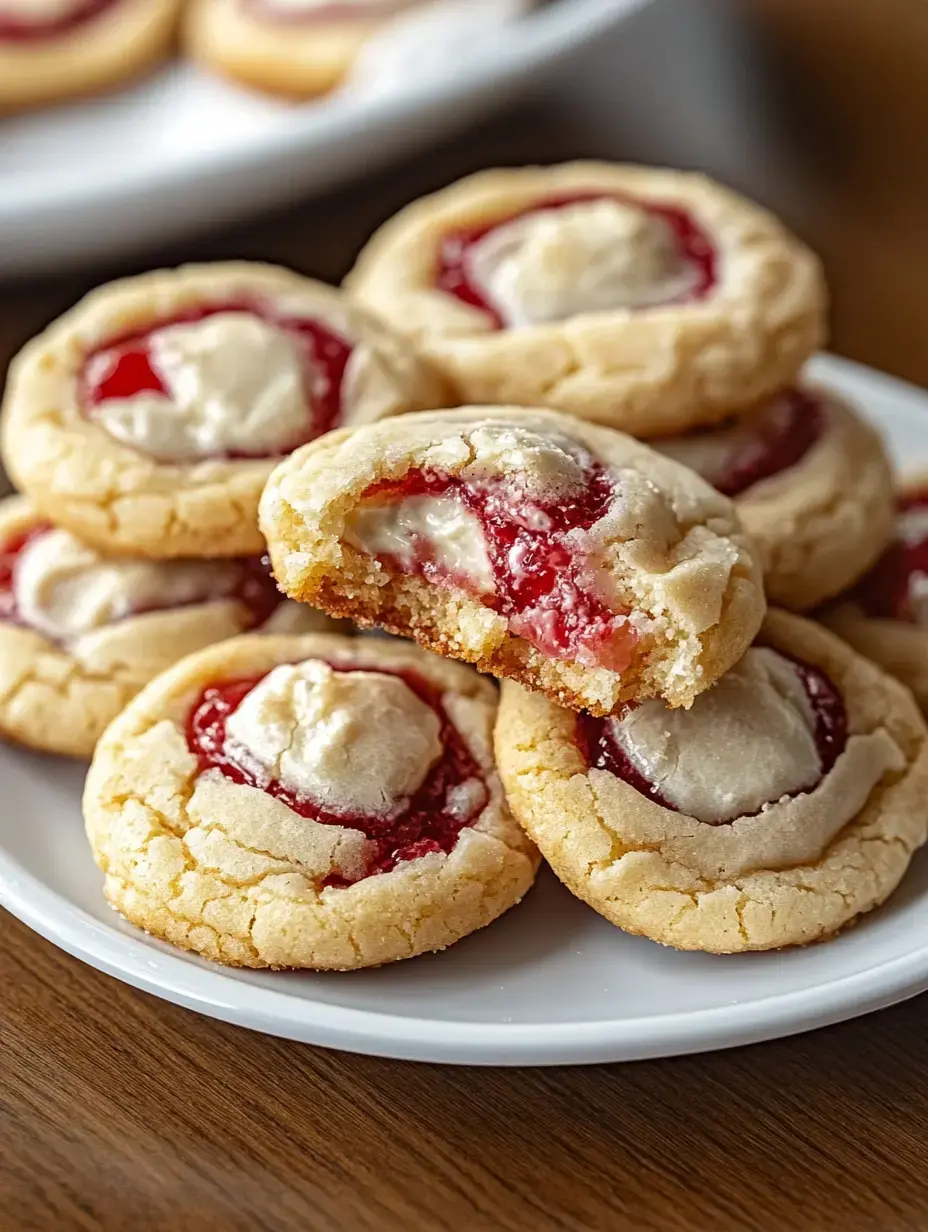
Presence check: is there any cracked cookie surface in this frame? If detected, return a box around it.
[1,261,445,558]
[259,406,765,715]
[652,384,894,610]
[346,162,826,437]
[0,0,180,111]
[83,632,538,969]
[0,496,335,758]
[495,610,928,952]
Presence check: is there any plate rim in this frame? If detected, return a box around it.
[1,0,649,212]
[3,350,928,1066]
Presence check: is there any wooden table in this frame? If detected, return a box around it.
[5,12,928,1224]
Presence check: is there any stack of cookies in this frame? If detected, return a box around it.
[3,161,927,971]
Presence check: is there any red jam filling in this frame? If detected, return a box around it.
[186,664,488,884]
[0,0,116,40]
[80,300,352,459]
[437,191,717,328]
[577,652,847,824]
[855,490,928,622]
[0,525,49,626]
[0,525,282,635]
[361,464,637,671]
[706,388,824,498]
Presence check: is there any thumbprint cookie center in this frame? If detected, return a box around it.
[578,647,847,823]
[186,659,489,882]
[437,192,716,328]
[81,302,352,463]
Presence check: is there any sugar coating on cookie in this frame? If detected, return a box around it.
[825,478,928,713]
[0,0,180,111]
[495,610,928,953]
[1,262,444,558]
[652,385,894,610]
[260,406,765,715]
[184,0,423,99]
[83,633,538,969]
[345,162,826,436]
[0,496,333,759]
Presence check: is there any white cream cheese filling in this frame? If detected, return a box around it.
[13,529,244,643]
[607,648,822,823]
[465,198,700,327]
[88,312,310,460]
[223,659,442,816]
[345,493,495,592]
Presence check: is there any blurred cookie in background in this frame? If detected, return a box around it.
[0,0,181,111]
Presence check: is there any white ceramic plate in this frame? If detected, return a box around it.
[2,351,928,1065]
[0,0,646,278]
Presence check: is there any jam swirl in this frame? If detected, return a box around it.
[80,299,352,459]
[437,191,717,328]
[854,490,928,623]
[710,389,823,498]
[577,652,847,823]
[186,663,488,883]
[361,462,637,670]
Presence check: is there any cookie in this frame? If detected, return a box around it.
[345,162,826,437]
[184,0,420,98]
[824,477,928,713]
[259,406,765,715]
[0,0,180,111]
[1,262,445,559]
[83,632,539,969]
[652,384,894,610]
[0,496,334,759]
[495,610,928,953]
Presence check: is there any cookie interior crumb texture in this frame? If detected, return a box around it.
[259,406,765,715]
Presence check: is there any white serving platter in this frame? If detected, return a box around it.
[0,0,647,278]
[1,352,927,1065]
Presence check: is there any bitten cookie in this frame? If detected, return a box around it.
[1,262,444,558]
[259,406,765,715]
[0,496,334,759]
[495,610,928,953]
[83,632,539,969]
[824,477,928,713]
[0,0,180,112]
[345,162,826,436]
[185,0,421,98]
[652,384,894,610]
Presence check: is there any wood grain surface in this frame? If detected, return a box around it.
[5,10,928,1227]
